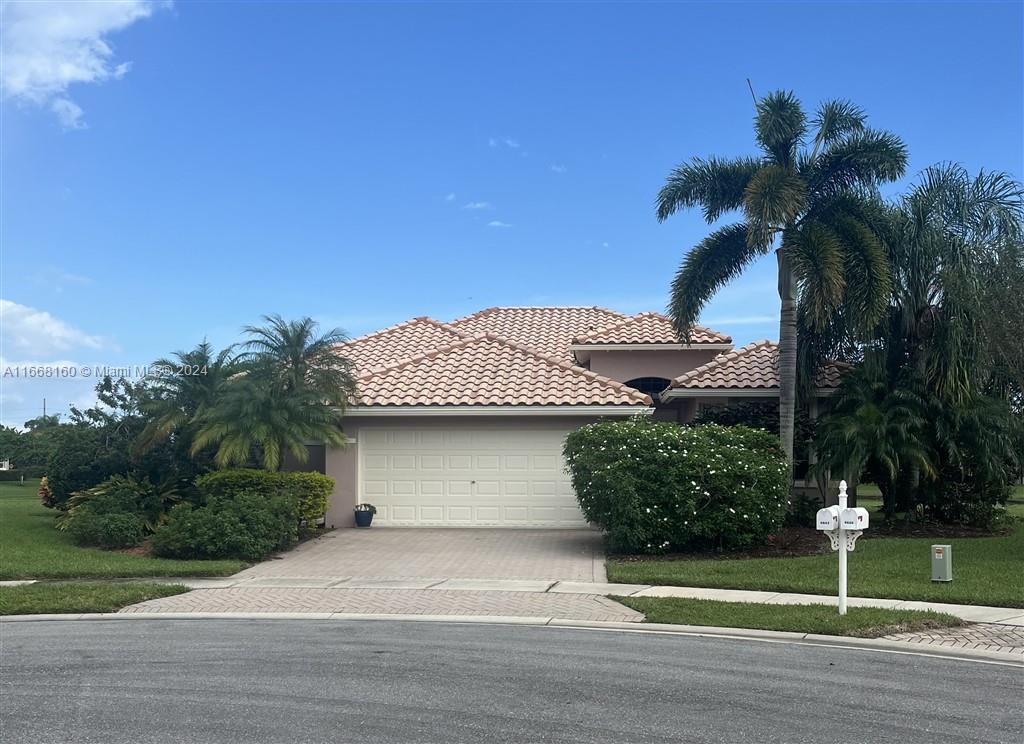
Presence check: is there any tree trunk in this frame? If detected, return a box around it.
[777,248,798,480]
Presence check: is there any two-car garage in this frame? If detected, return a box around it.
[356,425,587,528]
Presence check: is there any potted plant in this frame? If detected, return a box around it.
[354,503,376,528]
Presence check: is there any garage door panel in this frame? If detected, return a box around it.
[360,427,587,528]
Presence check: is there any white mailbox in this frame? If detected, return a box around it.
[816,506,840,531]
[840,507,870,530]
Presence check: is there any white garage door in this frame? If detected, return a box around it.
[359,427,586,527]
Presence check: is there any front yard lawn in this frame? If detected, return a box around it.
[608,523,1024,608]
[0,582,189,615]
[0,481,245,579]
[616,596,964,638]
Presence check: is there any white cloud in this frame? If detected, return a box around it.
[489,136,520,149]
[0,0,168,129]
[0,299,105,357]
[444,192,456,202]
[487,221,512,228]
[462,201,492,210]
[550,164,567,174]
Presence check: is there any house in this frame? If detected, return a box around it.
[314,306,841,528]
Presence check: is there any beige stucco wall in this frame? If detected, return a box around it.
[324,413,632,528]
[586,348,723,384]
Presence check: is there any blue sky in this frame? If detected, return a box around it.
[1,0,1022,426]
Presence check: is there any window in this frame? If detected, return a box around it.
[624,377,672,398]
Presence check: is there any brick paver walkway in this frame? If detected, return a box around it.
[883,623,1024,655]
[234,529,605,582]
[118,587,643,623]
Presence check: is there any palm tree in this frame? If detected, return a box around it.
[884,164,1023,403]
[190,376,349,470]
[657,91,907,470]
[135,341,239,454]
[239,314,356,405]
[192,316,357,470]
[813,360,934,517]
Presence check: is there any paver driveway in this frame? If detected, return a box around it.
[233,528,606,582]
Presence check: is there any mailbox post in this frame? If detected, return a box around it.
[815,481,869,615]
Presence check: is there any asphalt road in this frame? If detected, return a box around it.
[1,620,1021,744]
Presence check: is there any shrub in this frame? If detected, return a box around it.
[196,469,333,525]
[564,418,789,554]
[58,475,182,536]
[67,512,145,549]
[151,492,299,561]
[44,427,128,509]
[38,476,55,509]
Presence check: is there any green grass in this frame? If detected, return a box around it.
[608,523,1024,608]
[615,596,964,637]
[0,480,245,579]
[0,582,189,615]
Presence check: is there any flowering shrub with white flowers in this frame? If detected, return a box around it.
[563,417,789,554]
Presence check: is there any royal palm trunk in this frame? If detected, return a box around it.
[777,248,798,478]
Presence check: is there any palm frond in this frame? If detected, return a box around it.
[789,223,845,330]
[668,223,762,337]
[755,90,807,166]
[743,164,807,247]
[810,129,908,197]
[656,156,763,223]
[811,99,866,153]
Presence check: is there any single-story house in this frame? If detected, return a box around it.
[311,306,841,528]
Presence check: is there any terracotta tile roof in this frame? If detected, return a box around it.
[338,317,466,373]
[355,332,652,407]
[668,340,847,390]
[447,306,626,361]
[573,312,732,345]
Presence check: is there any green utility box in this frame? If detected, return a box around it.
[931,544,952,582]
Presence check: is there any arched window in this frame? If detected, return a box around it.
[624,377,672,399]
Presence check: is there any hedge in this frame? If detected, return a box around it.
[564,418,790,554]
[152,493,298,561]
[195,469,333,525]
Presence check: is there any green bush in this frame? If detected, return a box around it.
[67,512,145,549]
[44,427,128,509]
[151,492,299,561]
[196,469,333,525]
[564,418,790,554]
[58,475,182,536]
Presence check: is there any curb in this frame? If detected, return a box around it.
[2,612,1020,666]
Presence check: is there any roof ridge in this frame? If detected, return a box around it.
[447,305,627,325]
[573,311,733,345]
[356,332,484,378]
[358,331,651,405]
[670,339,775,387]
[341,316,466,347]
[571,313,646,343]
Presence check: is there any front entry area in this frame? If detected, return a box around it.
[358,426,586,527]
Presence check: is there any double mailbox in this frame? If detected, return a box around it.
[816,506,870,531]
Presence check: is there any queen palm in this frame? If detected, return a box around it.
[657,91,907,469]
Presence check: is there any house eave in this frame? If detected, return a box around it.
[341,405,654,417]
[571,342,733,363]
[659,387,837,401]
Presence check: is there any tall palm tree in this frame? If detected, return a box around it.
[192,316,357,470]
[135,341,239,454]
[657,91,907,469]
